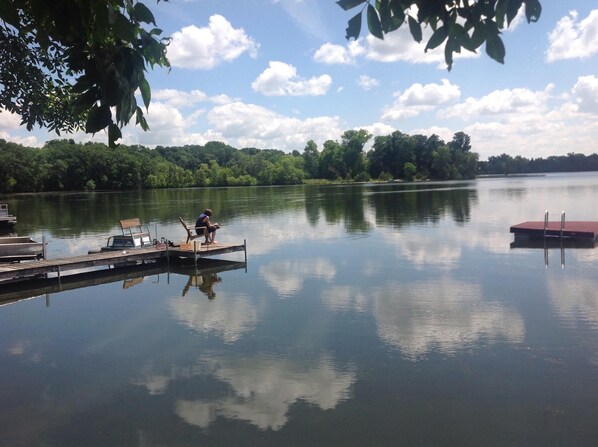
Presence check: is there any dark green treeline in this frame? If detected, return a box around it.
[0,130,477,193]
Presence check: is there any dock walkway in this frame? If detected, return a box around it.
[0,241,246,283]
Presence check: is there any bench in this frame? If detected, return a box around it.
[178,217,208,243]
[119,218,152,248]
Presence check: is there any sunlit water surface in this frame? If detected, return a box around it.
[1,173,597,446]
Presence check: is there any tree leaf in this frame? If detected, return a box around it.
[408,16,422,43]
[134,2,156,25]
[525,0,542,23]
[336,0,367,11]
[485,25,505,64]
[367,4,384,39]
[85,104,112,134]
[345,12,362,40]
[139,77,151,111]
[108,123,122,148]
[425,25,447,52]
[507,0,523,26]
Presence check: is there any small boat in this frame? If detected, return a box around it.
[95,234,155,252]
[0,236,44,262]
[0,204,17,228]
[89,217,156,254]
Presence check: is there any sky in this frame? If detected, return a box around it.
[1,0,598,161]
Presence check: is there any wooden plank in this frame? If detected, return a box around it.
[119,218,142,229]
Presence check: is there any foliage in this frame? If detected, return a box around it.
[337,0,542,69]
[0,0,170,147]
[479,152,598,175]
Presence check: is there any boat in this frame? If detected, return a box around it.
[94,234,156,252]
[89,217,157,254]
[0,204,17,228]
[0,236,44,262]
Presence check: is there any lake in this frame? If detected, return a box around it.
[1,173,597,446]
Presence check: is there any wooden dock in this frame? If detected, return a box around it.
[0,259,247,306]
[510,221,598,240]
[0,240,246,283]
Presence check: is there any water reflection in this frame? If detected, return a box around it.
[169,290,259,343]
[374,280,525,358]
[172,354,355,431]
[259,258,336,297]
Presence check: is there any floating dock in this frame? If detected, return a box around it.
[0,240,246,284]
[510,221,598,240]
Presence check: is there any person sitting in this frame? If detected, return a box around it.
[195,208,219,244]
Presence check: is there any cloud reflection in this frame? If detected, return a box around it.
[371,278,525,359]
[134,354,355,431]
[175,355,354,430]
[169,292,259,343]
[259,258,336,297]
[548,277,598,328]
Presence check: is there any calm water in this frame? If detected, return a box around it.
[1,173,598,446]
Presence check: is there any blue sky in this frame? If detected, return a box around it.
[1,0,598,160]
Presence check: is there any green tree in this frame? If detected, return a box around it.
[337,0,542,69]
[340,129,371,180]
[0,0,169,147]
[303,140,320,179]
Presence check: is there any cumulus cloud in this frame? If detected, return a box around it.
[167,15,259,69]
[571,75,598,114]
[382,79,461,121]
[357,75,379,91]
[546,10,598,62]
[313,40,365,64]
[152,89,208,108]
[0,108,22,131]
[252,61,332,96]
[206,101,341,150]
[364,26,478,67]
[444,85,553,119]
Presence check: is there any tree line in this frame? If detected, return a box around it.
[0,130,480,192]
[479,153,598,175]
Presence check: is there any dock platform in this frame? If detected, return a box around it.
[510,221,598,240]
[0,240,246,283]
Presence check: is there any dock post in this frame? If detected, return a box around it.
[544,210,549,238]
[42,235,47,260]
[244,239,247,266]
[166,241,170,268]
[560,211,565,239]
[193,240,198,268]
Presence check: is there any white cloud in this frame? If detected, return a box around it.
[206,101,341,150]
[382,79,461,121]
[444,85,553,119]
[546,10,598,62]
[252,61,332,96]
[0,108,22,131]
[571,75,598,114]
[357,75,379,91]
[152,89,208,108]
[313,40,365,64]
[167,15,259,69]
[364,26,478,67]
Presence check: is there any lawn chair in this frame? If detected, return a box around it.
[178,216,207,243]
